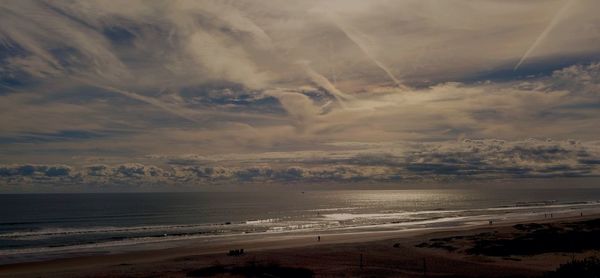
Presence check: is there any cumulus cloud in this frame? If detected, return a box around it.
[0,164,72,177]
[402,139,600,178]
[548,62,600,93]
[1,139,599,187]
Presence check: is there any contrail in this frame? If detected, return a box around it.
[514,0,578,71]
[88,83,281,122]
[88,83,201,123]
[73,77,282,123]
[0,82,22,93]
[328,13,404,88]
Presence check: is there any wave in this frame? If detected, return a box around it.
[318,201,599,222]
[0,222,239,240]
[245,218,278,225]
[3,200,600,264]
[4,201,598,240]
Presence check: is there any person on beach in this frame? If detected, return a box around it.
[318,235,321,242]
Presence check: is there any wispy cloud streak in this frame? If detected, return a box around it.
[514,0,578,70]
[300,62,354,108]
[327,12,404,88]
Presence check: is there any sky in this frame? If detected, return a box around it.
[0,0,599,191]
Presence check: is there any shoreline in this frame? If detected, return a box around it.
[3,200,599,263]
[2,212,599,277]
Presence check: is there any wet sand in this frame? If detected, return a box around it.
[1,213,600,277]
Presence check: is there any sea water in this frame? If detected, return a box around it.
[2,188,600,264]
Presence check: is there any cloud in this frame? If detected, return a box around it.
[548,62,600,93]
[1,139,598,188]
[401,139,599,178]
[0,0,278,91]
[3,0,598,91]
[264,90,321,130]
[2,62,600,164]
[321,10,404,87]
[299,62,353,106]
[1,1,600,191]
[514,0,579,70]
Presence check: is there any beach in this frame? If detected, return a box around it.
[2,213,600,277]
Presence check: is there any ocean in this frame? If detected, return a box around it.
[2,188,600,264]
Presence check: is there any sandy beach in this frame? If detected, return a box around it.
[2,213,600,277]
